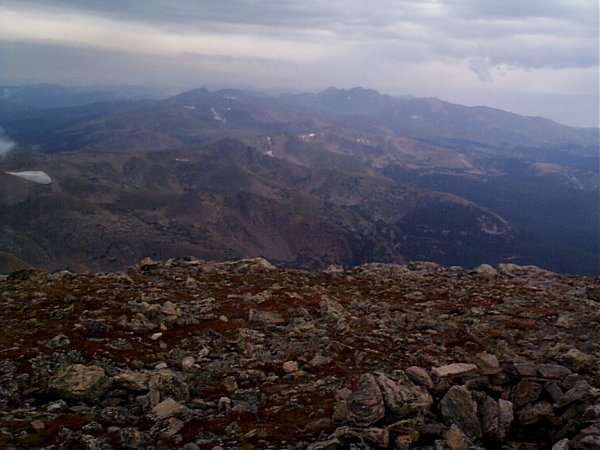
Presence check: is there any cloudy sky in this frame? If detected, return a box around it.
[0,0,598,126]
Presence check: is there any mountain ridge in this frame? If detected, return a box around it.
[0,85,597,274]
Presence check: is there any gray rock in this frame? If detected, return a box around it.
[152,397,186,420]
[472,352,501,375]
[375,372,433,418]
[148,369,189,402]
[498,400,514,442]
[556,380,594,409]
[405,366,434,389]
[113,371,150,391]
[544,382,564,403]
[587,287,600,302]
[249,308,286,325]
[46,334,70,348]
[440,385,482,440]
[561,348,594,373]
[474,392,500,439]
[50,364,111,402]
[334,373,385,427]
[333,426,389,448]
[307,438,342,450]
[472,264,497,277]
[444,424,479,450]
[119,427,150,449]
[512,379,543,408]
[517,401,554,425]
[512,361,537,377]
[432,363,478,378]
[552,438,570,450]
[537,363,572,378]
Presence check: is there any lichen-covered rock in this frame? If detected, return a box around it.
[375,372,433,418]
[334,373,385,427]
[49,364,111,402]
[512,379,543,408]
[440,386,482,440]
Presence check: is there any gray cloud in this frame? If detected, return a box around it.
[0,128,16,157]
[468,57,493,82]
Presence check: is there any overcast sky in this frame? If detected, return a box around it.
[0,0,598,127]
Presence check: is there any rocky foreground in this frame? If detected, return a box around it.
[0,258,599,449]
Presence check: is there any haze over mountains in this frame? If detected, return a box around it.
[0,85,597,274]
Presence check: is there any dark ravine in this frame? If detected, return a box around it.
[0,257,598,449]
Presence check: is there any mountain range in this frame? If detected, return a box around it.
[0,85,597,274]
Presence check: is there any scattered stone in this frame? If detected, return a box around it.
[472,264,497,277]
[222,376,238,393]
[46,334,70,348]
[308,354,332,368]
[587,287,600,302]
[283,361,299,373]
[249,308,286,325]
[31,420,45,431]
[181,356,195,371]
[556,314,574,328]
[0,257,599,449]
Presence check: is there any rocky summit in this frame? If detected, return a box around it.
[0,257,599,449]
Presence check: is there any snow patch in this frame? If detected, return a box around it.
[410,115,419,119]
[6,170,52,185]
[183,105,195,110]
[265,150,274,157]
[211,108,226,122]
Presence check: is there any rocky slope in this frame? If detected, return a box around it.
[0,258,598,449]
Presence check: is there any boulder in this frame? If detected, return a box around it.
[375,372,433,418]
[334,373,385,427]
[440,386,482,440]
[49,364,111,402]
[433,363,478,378]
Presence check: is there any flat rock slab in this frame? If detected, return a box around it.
[537,364,572,378]
[152,398,186,420]
[432,363,478,378]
